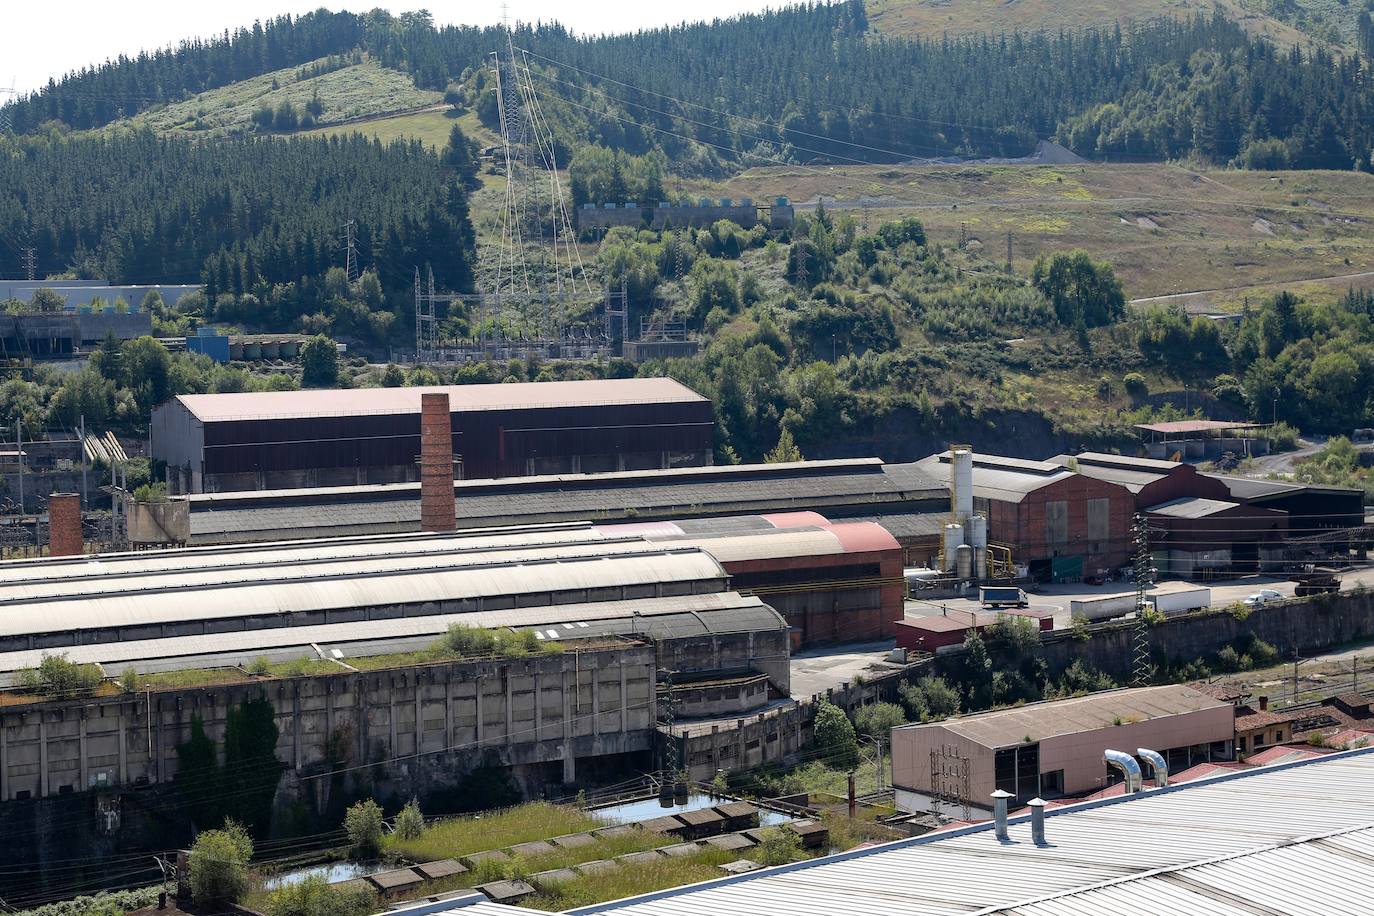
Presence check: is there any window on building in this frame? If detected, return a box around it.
[1041,769,1064,796]
[1238,736,1247,751]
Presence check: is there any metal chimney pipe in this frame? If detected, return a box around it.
[1104,749,1143,794]
[1027,797,1047,845]
[419,392,456,532]
[1137,748,1169,788]
[991,788,1012,841]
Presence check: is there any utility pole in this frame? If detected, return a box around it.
[15,418,23,512]
[79,415,87,506]
[1005,231,1013,275]
[21,247,36,282]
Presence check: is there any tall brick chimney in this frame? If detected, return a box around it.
[419,392,456,532]
[48,492,83,557]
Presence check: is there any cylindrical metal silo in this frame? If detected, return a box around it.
[953,448,974,521]
[967,515,988,579]
[943,523,964,572]
[956,544,974,580]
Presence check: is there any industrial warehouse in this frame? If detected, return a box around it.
[150,378,715,494]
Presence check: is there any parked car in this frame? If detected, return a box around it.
[1242,589,1284,607]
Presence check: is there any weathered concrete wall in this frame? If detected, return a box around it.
[1035,591,1374,681]
[656,626,791,693]
[0,646,657,806]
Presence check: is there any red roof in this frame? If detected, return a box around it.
[761,511,832,529]
[825,521,901,554]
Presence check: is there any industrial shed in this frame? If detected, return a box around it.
[598,514,906,647]
[0,526,788,690]
[1145,496,1288,577]
[180,458,947,545]
[151,378,714,494]
[1057,452,1234,509]
[915,451,1135,581]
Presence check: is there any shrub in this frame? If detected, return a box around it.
[812,699,859,771]
[131,482,168,503]
[441,624,498,657]
[754,827,802,866]
[189,820,253,905]
[344,799,385,856]
[1216,645,1241,673]
[1266,421,1300,452]
[853,702,907,739]
[1123,372,1148,399]
[394,798,424,841]
[18,653,103,698]
[265,875,375,916]
[119,667,139,693]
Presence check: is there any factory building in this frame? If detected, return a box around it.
[1059,452,1365,573]
[175,457,947,546]
[598,513,906,647]
[151,378,714,494]
[889,685,1234,814]
[915,450,1135,581]
[0,526,789,690]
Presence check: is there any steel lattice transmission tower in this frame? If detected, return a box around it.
[341,219,358,284]
[1131,513,1156,687]
[490,26,591,325]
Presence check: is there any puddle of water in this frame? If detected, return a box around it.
[590,792,792,827]
[259,860,376,890]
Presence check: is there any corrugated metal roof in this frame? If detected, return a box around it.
[0,592,773,674]
[898,684,1228,751]
[1146,496,1243,519]
[547,748,1374,916]
[0,526,613,587]
[0,548,725,638]
[915,454,1074,504]
[188,460,945,543]
[169,378,707,422]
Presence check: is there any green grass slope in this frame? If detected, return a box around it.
[867,0,1325,48]
[105,55,440,138]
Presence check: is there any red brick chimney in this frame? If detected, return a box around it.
[419,392,456,532]
[48,492,83,557]
[1259,695,1269,711]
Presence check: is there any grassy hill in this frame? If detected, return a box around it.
[104,56,440,138]
[680,163,1374,310]
[866,0,1327,48]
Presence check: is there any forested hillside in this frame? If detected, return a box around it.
[6,4,1374,170]
[0,131,474,339]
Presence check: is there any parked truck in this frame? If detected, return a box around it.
[1149,586,1210,616]
[1068,591,1138,622]
[980,585,1028,609]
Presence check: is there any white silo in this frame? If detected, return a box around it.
[942,523,964,572]
[967,514,988,579]
[952,448,974,522]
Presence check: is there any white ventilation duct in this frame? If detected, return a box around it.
[1104,749,1143,794]
[991,789,1012,841]
[1027,797,1047,846]
[952,448,974,521]
[1137,748,1169,788]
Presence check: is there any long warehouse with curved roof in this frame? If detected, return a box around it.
[0,525,795,689]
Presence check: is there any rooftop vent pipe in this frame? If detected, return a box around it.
[1137,748,1169,788]
[1104,749,1143,794]
[1027,797,1047,846]
[991,789,1012,841]
[419,392,456,533]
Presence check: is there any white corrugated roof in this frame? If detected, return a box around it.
[533,748,1374,916]
[0,547,724,637]
[0,592,768,674]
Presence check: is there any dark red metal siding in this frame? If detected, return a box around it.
[1135,468,1232,510]
[199,400,713,479]
[1015,476,1134,572]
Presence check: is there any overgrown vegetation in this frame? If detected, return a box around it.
[264,875,376,916]
[188,820,253,905]
[16,654,103,698]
